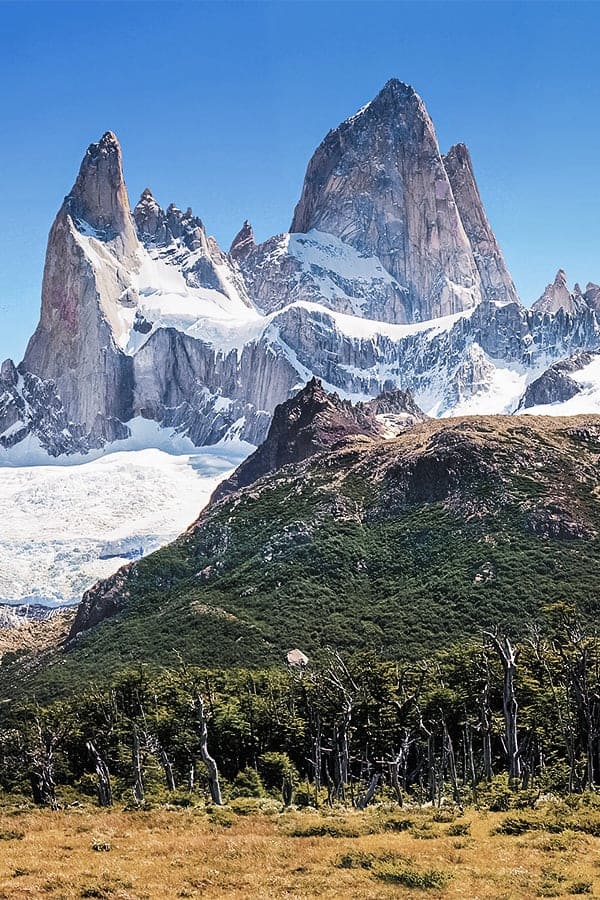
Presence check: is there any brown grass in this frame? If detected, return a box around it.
[0,804,596,899]
[0,607,74,660]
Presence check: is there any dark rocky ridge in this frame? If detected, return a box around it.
[519,352,598,409]
[212,378,425,501]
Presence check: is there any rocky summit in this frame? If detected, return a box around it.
[3,79,600,460]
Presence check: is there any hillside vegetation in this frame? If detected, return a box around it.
[5,412,600,698]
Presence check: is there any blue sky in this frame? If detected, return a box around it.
[0,0,599,363]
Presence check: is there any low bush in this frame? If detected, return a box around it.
[375,861,452,889]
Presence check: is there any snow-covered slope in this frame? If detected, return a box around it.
[0,434,251,607]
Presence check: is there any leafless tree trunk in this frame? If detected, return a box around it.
[486,630,521,783]
[323,650,358,803]
[443,722,461,806]
[193,691,223,805]
[282,773,294,807]
[480,652,494,782]
[87,740,112,807]
[463,723,478,801]
[132,726,144,804]
[158,745,176,792]
[28,717,58,810]
[529,630,579,793]
[356,773,379,809]
[176,656,223,806]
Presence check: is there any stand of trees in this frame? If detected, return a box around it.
[1,603,600,810]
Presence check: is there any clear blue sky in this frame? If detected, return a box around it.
[1,0,599,363]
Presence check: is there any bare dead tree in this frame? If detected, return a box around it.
[132,725,144,804]
[146,734,176,792]
[191,689,222,805]
[175,655,223,805]
[356,773,379,809]
[322,650,358,802]
[442,719,462,807]
[485,629,521,783]
[27,714,60,810]
[282,773,294,807]
[553,619,600,791]
[529,628,579,794]
[86,740,112,807]
[480,650,494,782]
[463,721,478,801]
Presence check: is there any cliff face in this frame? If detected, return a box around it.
[22,132,137,438]
[443,143,519,305]
[290,79,484,322]
[532,269,590,317]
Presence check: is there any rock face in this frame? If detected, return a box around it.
[443,143,519,305]
[4,79,600,462]
[0,359,126,456]
[532,269,589,317]
[22,132,137,442]
[518,352,597,410]
[133,189,251,307]
[212,378,424,500]
[290,79,483,322]
[238,230,411,320]
[229,220,256,261]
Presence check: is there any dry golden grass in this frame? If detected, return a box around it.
[0,607,74,660]
[0,804,597,899]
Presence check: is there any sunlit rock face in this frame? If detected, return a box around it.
[290,79,484,323]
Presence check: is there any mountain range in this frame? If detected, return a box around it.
[3,78,600,462]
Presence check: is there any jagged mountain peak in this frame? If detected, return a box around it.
[442,141,520,305]
[532,268,588,317]
[66,130,136,247]
[290,78,484,322]
[335,79,424,130]
[133,191,207,252]
[445,141,470,160]
[212,378,425,502]
[97,130,119,148]
[6,87,600,472]
[554,268,568,286]
[365,77,424,115]
[0,359,18,387]
[229,220,255,260]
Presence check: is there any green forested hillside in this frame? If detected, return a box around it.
[6,413,600,699]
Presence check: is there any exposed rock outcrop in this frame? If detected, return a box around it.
[518,352,597,409]
[443,143,519,305]
[212,378,426,501]
[22,132,137,442]
[532,269,589,317]
[290,79,483,322]
[229,220,256,261]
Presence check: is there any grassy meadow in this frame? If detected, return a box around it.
[0,800,598,899]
